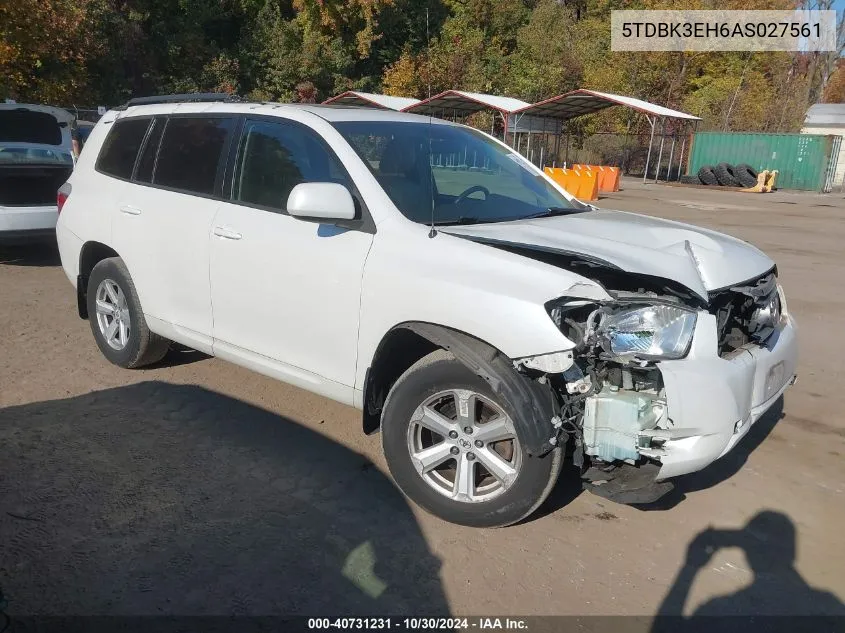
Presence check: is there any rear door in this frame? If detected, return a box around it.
[111,115,235,353]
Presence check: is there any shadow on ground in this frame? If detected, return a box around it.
[652,510,845,627]
[149,344,212,368]
[0,382,447,616]
[0,242,61,267]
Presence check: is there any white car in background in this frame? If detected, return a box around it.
[55,95,797,527]
[0,103,75,243]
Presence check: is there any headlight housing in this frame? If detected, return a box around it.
[598,304,697,360]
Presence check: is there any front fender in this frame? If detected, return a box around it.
[355,221,604,391]
[401,323,560,457]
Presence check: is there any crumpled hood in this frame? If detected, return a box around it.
[441,209,775,299]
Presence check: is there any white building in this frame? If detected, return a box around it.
[802,103,845,188]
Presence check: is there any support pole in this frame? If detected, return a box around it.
[554,126,561,168]
[505,113,512,147]
[503,113,510,147]
[565,132,570,167]
[643,115,656,184]
[655,118,666,183]
[676,136,687,180]
[539,117,547,168]
[666,132,676,182]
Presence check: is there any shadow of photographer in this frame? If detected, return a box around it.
[654,510,845,629]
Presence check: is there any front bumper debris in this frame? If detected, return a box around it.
[581,462,673,505]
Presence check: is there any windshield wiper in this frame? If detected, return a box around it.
[521,206,588,220]
[433,217,489,226]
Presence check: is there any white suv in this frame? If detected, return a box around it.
[56,96,798,527]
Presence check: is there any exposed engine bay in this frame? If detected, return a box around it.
[528,301,674,463]
[513,261,782,505]
[709,271,782,356]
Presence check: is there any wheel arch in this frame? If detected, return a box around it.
[363,322,559,457]
[77,241,120,319]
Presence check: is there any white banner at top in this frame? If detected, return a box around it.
[611,10,837,52]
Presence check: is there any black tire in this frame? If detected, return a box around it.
[86,257,170,369]
[734,163,759,188]
[680,174,701,185]
[714,162,741,187]
[697,165,718,185]
[381,350,563,528]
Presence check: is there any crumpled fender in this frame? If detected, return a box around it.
[402,323,560,457]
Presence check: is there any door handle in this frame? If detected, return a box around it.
[213,226,243,240]
[119,205,142,216]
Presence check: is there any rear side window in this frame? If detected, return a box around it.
[154,117,233,195]
[96,118,151,180]
[231,119,349,210]
[135,118,164,184]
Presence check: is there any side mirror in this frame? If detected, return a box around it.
[286,182,356,221]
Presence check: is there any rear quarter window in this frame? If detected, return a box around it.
[153,117,233,195]
[95,118,152,180]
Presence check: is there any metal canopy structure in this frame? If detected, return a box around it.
[402,90,530,116]
[512,89,701,182]
[402,90,532,150]
[512,89,700,122]
[324,87,702,181]
[322,91,420,111]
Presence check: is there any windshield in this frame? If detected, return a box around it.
[333,120,583,225]
[0,146,73,165]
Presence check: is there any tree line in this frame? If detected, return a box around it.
[1,0,843,133]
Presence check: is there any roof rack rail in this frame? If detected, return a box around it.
[118,93,241,109]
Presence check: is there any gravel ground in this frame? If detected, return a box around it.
[1,180,844,621]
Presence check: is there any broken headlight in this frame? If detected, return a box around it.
[598,304,697,360]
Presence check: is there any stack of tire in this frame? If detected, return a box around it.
[681,163,758,188]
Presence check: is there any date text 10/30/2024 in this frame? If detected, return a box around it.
[307,617,529,630]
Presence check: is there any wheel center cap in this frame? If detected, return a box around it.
[458,437,471,450]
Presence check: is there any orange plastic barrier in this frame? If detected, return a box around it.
[544,167,599,201]
[571,164,620,192]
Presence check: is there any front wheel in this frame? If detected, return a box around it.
[381,350,562,527]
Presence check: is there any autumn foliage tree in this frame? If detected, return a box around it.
[0,0,840,134]
[0,0,103,102]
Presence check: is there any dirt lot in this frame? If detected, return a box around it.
[1,180,844,621]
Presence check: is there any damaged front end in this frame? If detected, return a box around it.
[516,293,705,504]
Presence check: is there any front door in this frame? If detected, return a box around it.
[210,118,373,392]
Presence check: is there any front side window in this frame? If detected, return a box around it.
[231,119,349,211]
[96,117,151,180]
[154,117,233,195]
[334,120,581,225]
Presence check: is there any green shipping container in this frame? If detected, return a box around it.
[688,132,838,191]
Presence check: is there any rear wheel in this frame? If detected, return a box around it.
[381,350,563,527]
[87,257,169,368]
